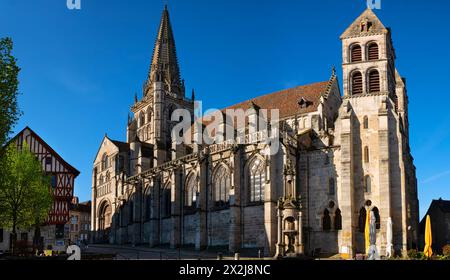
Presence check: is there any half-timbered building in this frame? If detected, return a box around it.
[0,127,80,252]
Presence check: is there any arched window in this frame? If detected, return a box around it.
[249,158,265,203]
[185,175,198,207]
[364,175,372,193]
[328,178,336,195]
[359,208,367,233]
[368,70,380,93]
[213,166,231,206]
[99,175,104,186]
[129,200,134,224]
[105,171,110,182]
[162,186,171,218]
[139,112,145,127]
[147,110,152,125]
[351,71,363,95]
[372,207,381,229]
[323,209,331,231]
[334,209,342,230]
[363,116,369,129]
[145,188,152,221]
[364,146,370,163]
[351,44,362,62]
[368,43,379,60]
[101,153,109,171]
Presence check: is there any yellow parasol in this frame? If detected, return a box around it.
[365,209,371,255]
[423,215,433,259]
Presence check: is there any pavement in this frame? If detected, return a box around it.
[83,244,269,260]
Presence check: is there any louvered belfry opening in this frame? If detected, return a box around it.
[352,71,363,95]
[368,43,379,60]
[368,70,380,93]
[351,45,362,62]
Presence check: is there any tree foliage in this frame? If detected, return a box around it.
[0,37,21,147]
[0,143,53,234]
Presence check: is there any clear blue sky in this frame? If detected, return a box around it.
[1,0,449,220]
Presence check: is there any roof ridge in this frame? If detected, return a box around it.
[222,80,330,111]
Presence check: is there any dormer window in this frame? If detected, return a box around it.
[298,98,311,108]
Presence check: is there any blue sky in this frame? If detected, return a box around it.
[1,0,449,220]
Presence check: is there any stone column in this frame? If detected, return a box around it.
[338,100,355,258]
[378,99,392,255]
[170,168,182,249]
[229,146,242,253]
[275,207,284,258]
[149,177,160,247]
[296,212,304,254]
[264,154,278,256]
[195,155,208,250]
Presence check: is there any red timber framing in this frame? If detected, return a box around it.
[10,127,80,225]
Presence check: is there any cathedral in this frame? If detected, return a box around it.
[91,6,419,258]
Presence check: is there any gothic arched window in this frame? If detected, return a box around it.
[364,175,372,193]
[351,44,362,62]
[105,171,110,182]
[213,165,231,206]
[359,207,367,233]
[101,153,109,171]
[162,185,171,218]
[363,116,369,129]
[145,188,152,221]
[334,209,342,230]
[368,69,380,93]
[99,175,104,186]
[372,207,381,229]
[249,158,265,203]
[185,175,198,207]
[139,112,145,127]
[128,199,134,225]
[368,43,379,60]
[323,209,331,231]
[351,71,363,95]
[364,146,370,163]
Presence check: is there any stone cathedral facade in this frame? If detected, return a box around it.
[91,7,419,258]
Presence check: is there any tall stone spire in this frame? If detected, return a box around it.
[145,5,183,97]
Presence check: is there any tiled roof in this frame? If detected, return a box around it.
[187,81,330,136]
[223,81,329,119]
[111,140,130,152]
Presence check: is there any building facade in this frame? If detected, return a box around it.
[0,127,80,252]
[91,7,419,258]
[68,197,91,245]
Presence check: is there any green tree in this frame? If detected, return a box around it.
[0,37,21,147]
[0,143,52,255]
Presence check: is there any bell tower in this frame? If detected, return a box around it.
[128,5,194,164]
[341,8,396,101]
[337,8,418,256]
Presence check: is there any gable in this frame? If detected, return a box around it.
[340,8,388,39]
[11,127,80,176]
[93,136,122,164]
